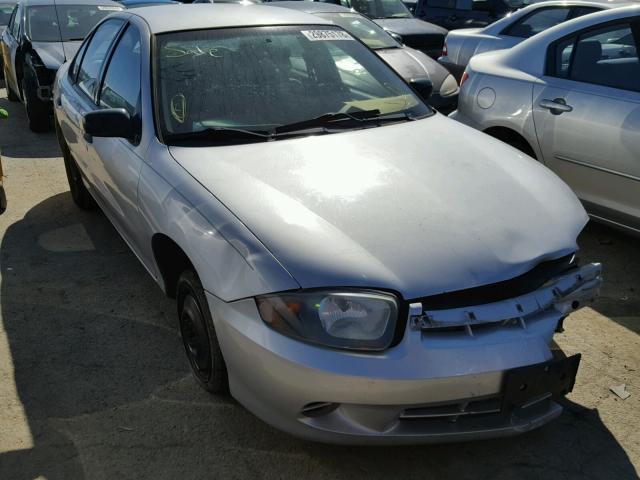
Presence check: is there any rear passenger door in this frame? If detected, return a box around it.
[532,20,640,229]
[89,23,146,255]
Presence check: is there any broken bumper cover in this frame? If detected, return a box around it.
[208,263,601,444]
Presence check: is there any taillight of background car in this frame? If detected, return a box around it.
[459,71,469,88]
[442,42,448,57]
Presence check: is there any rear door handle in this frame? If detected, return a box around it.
[540,98,573,115]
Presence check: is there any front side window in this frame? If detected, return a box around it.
[25,4,123,43]
[77,19,123,99]
[505,7,571,39]
[316,12,399,49]
[552,23,639,91]
[350,0,412,19]
[0,3,14,27]
[155,26,430,143]
[99,25,141,117]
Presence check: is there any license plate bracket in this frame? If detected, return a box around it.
[502,354,581,413]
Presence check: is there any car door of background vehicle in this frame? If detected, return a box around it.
[532,19,640,229]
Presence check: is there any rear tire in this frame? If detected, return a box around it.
[57,120,96,210]
[22,74,50,132]
[177,270,229,394]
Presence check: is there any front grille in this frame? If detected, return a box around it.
[400,396,502,423]
[409,254,576,310]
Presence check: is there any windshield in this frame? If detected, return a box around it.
[349,0,412,20]
[316,12,399,49]
[26,4,122,42]
[155,25,430,144]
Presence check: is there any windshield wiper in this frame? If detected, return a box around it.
[167,126,274,145]
[274,109,383,135]
[65,37,85,41]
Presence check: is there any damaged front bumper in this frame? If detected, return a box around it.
[209,263,602,444]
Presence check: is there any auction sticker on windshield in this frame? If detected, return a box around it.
[301,30,354,41]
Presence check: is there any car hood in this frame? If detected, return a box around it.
[169,116,587,299]
[376,46,450,90]
[374,18,447,37]
[31,41,82,70]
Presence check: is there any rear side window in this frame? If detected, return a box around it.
[70,38,90,81]
[551,23,640,92]
[77,19,123,99]
[99,25,141,117]
[505,7,571,39]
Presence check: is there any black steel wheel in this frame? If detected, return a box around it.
[177,270,228,393]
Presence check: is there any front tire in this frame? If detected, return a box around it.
[22,74,50,132]
[177,270,229,394]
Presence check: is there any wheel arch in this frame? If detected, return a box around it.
[151,233,195,299]
[483,126,538,159]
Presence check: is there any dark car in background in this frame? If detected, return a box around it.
[414,0,528,30]
[1,0,123,131]
[272,1,458,112]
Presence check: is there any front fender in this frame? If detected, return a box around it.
[137,141,300,302]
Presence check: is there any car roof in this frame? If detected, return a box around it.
[525,0,636,8]
[128,4,333,33]
[22,0,123,6]
[269,1,355,14]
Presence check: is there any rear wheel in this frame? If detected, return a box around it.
[177,270,228,394]
[57,120,96,210]
[22,74,50,132]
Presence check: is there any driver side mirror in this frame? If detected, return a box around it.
[83,108,135,142]
[409,78,433,102]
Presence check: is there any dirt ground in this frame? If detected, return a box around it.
[0,86,638,480]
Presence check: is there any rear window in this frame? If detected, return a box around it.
[25,4,123,42]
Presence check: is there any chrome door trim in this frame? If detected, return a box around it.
[555,154,640,183]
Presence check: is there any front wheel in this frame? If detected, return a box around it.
[22,75,50,132]
[177,270,228,394]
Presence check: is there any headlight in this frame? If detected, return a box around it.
[439,74,459,97]
[256,290,398,351]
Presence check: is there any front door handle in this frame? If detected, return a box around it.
[540,98,573,115]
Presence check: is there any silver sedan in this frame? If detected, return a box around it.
[451,5,640,235]
[54,4,601,444]
[438,0,629,80]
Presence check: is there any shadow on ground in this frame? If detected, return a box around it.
[0,86,60,159]
[577,222,640,336]
[0,192,637,479]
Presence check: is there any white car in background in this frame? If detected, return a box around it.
[451,5,640,235]
[438,0,631,80]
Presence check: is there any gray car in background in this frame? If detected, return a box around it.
[271,1,459,112]
[0,1,15,76]
[54,4,601,443]
[439,0,628,80]
[451,5,640,235]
